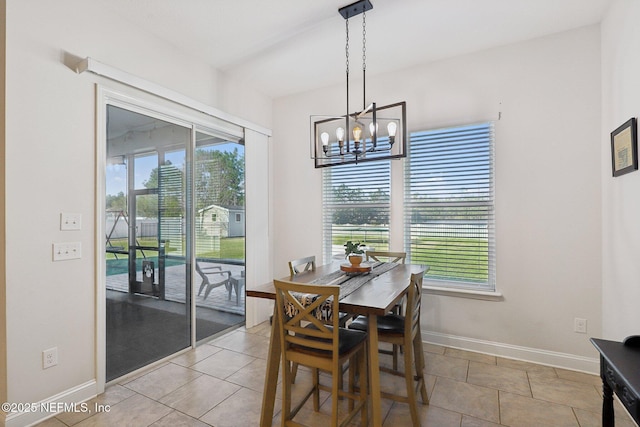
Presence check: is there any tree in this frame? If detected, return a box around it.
[195,148,244,209]
[330,184,389,225]
[104,146,245,219]
[106,191,126,211]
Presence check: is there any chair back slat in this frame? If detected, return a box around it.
[405,270,425,338]
[274,279,340,357]
[365,251,406,264]
[288,256,316,276]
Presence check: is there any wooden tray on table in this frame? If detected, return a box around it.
[340,262,372,274]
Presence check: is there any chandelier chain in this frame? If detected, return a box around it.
[345,18,350,75]
[362,11,366,72]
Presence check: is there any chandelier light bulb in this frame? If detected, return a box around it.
[353,125,362,142]
[321,132,330,146]
[369,122,378,136]
[336,127,345,142]
[387,121,397,138]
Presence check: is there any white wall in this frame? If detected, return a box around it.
[2,0,272,423]
[0,0,620,422]
[272,25,603,369]
[601,0,640,340]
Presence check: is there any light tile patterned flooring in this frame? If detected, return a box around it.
[36,322,637,427]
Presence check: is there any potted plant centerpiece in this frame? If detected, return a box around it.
[344,241,365,266]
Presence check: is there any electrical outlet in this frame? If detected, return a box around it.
[574,318,587,334]
[43,347,58,369]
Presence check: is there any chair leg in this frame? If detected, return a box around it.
[348,355,356,412]
[359,347,369,427]
[331,365,340,427]
[413,333,429,404]
[291,362,299,384]
[392,344,399,371]
[312,368,320,411]
[203,283,214,299]
[282,357,293,424]
[197,280,207,296]
[404,339,420,427]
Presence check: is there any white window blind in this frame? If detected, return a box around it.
[405,123,495,290]
[323,161,391,261]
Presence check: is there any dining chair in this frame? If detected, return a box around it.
[365,250,407,265]
[288,255,316,276]
[287,255,349,384]
[348,269,428,426]
[365,251,407,313]
[195,259,232,299]
[273,279,369,427]
[366,250,408,365]
[288,255,351,325]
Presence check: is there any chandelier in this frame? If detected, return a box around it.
[311,0,406,168]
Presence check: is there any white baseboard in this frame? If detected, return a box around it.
[422,330,599,374]
[3,380,97,427]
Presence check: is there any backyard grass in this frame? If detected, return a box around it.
[331,229,489,283]
[410,237,489,282]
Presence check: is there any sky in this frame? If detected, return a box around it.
[106,142,243,196]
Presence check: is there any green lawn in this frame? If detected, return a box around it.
[410,237,489,282]
[331,230,389,251]
[196,236,245,259]
[330,227,489,283]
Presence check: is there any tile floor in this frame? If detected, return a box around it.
[36,322,637,427]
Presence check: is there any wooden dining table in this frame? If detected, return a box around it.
[246,260,428,427]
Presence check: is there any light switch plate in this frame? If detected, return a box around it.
[52,242,82,261]
[60,213,82,230]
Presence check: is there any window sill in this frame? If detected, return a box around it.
[422,285,503,301]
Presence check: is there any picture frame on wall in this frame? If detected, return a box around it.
[611,117,638,177]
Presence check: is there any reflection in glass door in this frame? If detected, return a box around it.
[194,130,245,341]
[105,105,191,381]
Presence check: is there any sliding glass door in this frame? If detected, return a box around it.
[104,104,246,381]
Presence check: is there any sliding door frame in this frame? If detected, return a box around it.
[96,85,246,392]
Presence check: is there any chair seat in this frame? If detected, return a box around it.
[349,314,404,335]
[292,324,367,357]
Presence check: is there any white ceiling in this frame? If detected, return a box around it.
[99,0,612,99]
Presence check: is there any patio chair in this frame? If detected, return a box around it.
[195,260,232,299]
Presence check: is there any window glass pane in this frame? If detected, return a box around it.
[323,161,391,260]
[194,133,245,341]
[405,123,495,290]
[134,153,158,190]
